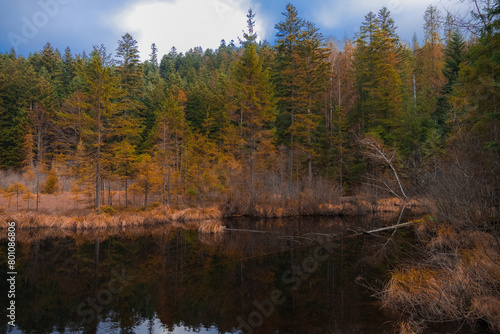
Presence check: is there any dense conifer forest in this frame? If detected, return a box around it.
[1,2,500,331]
[0,2,498,216]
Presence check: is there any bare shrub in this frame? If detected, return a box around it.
[221,172,342,217]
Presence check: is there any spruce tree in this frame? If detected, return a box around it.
[74,46,121,211]
[274,3,304,192]
[234,9,275,194]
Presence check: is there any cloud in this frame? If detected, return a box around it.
[113,0,267,59]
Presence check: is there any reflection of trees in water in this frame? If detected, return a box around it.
[0,217,406,333]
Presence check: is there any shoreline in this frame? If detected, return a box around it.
[0,196,432,231]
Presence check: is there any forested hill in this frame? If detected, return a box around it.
[0,3,498,210]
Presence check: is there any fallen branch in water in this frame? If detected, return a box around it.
[361,220,417,235]
[222,220,419,237]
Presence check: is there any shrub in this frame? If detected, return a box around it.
[101,205,116,214]
[42,169,59,194]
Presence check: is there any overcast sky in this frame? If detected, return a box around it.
[0,0,460,60]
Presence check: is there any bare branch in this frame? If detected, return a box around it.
[359,135,408,200]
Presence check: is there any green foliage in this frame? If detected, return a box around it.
[354,8,403,145]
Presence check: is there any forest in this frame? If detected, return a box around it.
[0,0,499,332]
[0,1,498,217]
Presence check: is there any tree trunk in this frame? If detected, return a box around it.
[101,180,105,206]
[144,180,148,210]
[108,179,112,206]
[162,125,167,207]
[167,158,171,206]
[339,113,343,193]
[36,168,39,212]
[176,139,180,207]
[125,179,128,208]
[96,78,102,212]
[308,151,312,185]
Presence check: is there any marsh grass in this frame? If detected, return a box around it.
[381,221,500,332]
[222,190,429,218]
[0,204,223,234]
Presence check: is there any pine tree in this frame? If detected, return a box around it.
[294,20,329,184]
[116,33,145,118]
[74,46,121,211]
[354,8,403,144]
[328,40,358,190]
[0,56,38,168]
[453,2,500,149]
[149,43,158,68]
[113,138,136,207]
[135,153,159,210]
[433,30,465,137]
[415,5,445,117]
[153,94,187,206]
[234,9,275,195]
[274,3,304,192]
[353,11,379,131]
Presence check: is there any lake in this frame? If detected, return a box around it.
[0,216,488,334]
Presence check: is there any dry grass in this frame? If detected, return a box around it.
[0,205,224,233]
[219,171,431,219]
[195,219,225,234]
[223,192,430,219]
[397,319,423,334]
[381,222,500,332]
[171,206,221,222]
[376,197,404,212]
[471,296,500,332]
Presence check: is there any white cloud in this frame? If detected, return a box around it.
[113,0,267,59]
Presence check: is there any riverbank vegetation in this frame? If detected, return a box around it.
[0,0,499,332]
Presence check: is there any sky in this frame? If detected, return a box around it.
[0,0,461,60]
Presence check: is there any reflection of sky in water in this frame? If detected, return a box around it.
[115,317,234,334]
[7,317,234,334]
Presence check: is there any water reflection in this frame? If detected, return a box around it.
[0,216,417,334]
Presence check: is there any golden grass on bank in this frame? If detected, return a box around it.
[376,197,404,212]
[223,189,433,218]
[381,222,500,332]
[0,205,223,233]
[171,206,221,222]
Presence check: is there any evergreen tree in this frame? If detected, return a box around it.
[73,46,121,211]
[433,31,465,137]
[0,56,38,168]
[327,40,358,190]
[274,3,305,192]
[354,8,403,145]
[153,93,187,206]
[116,33,145,117]
[149,43,158,68]
[234,9,275,194]
[294,20,329,183]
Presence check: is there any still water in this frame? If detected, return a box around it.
[0,216,485,334]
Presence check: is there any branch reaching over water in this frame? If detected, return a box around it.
[358,135,408,200]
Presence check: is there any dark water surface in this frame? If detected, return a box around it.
[0,216,488,334]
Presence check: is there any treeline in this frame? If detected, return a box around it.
[0,2,498,212]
